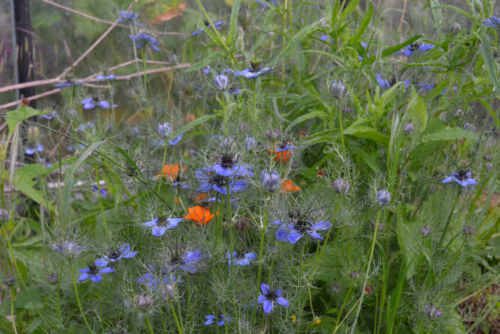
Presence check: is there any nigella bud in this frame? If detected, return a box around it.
[425,305,443,320]
[259,170,281,192]
[330,80,347,99]
[454,108,463,118]
[0,209,9,222]
[159,284,174,300]
[331,284,341,293]
[486,163,494,172]
[213,74,229,91]
[447,22,461,34]
[463,226,475,235]
[404,121,414,135]
[371,222,383,231]
[463,123,476,132]
[484,153,493,161]
[135,292,154,309]
[3,275,15,287]
[291,161,300,169]
[376,189,391,206]
[171,54,178,64]
[240,123,249,132]
[266,129,280,141]
[238,7,252,30]
[47,273,59,285]
[350,271,360,279]
[183,83,194,96]
[28,126,40,141]
[234,217,250,232]
[245,135,257,151]
[342,106,352,114]
[333,179,351,194]
[429,187,436,194]
[420,225,431,237]
[158,122,172,138]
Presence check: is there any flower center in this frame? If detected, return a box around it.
[108,249,122,260]
[293,220,311,232]
[265,290,278,301]
[88,264,99,275]
[457,171,468,180]
[220,153,236,168]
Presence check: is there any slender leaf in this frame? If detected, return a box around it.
[479,31,500,93]
[350,2,373,45]
[227,0,242,46]
[269,25,318,67]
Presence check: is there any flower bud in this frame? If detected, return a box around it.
[47,273,59,285]
[454,108,463,118]
[213,74,229,91]
[235,217,250,232]
[158,284,174,300]
[447,22,461,34]
[376,190,391,206]
[3,275,15,287]
[158,122,172,138]
[372,222,383,231]
[0,209,8,222]
[425,305,443,320]
[266,129,280,141]
[245,135,257,151]
[135,292,154,310]
[463,226,475,235]
[171,54,178,64]
[240,123,248,132]
[484,153,493,161]
[429,187,437,194]
[331,284,341,293]
[259,170,281,192]
[486,163,494,172]
[333,179,351,194]
[342,106,352,114]
[292,161,300,169]
[238,7,252,30]
[404,121,414,135]
[350,271,360,279]
[463,123,476,132]
[420,225,431,237]
[28,126,40,141]
[330,80,347,99]
[183,82,194,96]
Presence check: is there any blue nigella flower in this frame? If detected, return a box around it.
[78,261,114,283]
[376,73,410,88]
[273,219,331,244]
[233,66,273,79]
[53,241,85,258]
[169,134,183,146]
[92,186,106,198]
[204,315,231,326]
[158,122,173,138]
[229,88,241,97]
[442,171,478,187]
[142,216,183,237]
[81,97,114,109]
[257,283,290,313]
[396,43,435,56]
[129,33,161,51]
[55,77,82,89]
[192,20,223,36]
[203,68,211,74]
[358,42,370,60]
[95,243,137,266]
[170,250,202,273]
[482,16,500,28]
[117,10,143,27]
[138,265,180,289]
[226,251,256,266]
[41,111,59,119]
[25,144,43,155]
[320,35,328,42]
[196,167,247,194]
[442,86,458,95]
[96,74,116,80]
[78,123,94,132]
[255,0,278,7]
[417,82,436,90]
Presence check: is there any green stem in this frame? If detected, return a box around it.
[227,183,234,284]
[350,208,382,333]
[10,288,18,334]
[251,198,270,323]
[297,242,304,328]
[69,258,95,334]
[253,83,257,120]
[94,160,110,239]
[168,298,183,334]
[144,315,155,334]
[437,188,461,250]
[467,166,485,219]
[337,102,346,158]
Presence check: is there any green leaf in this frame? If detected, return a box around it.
[352,146,381,174]
[2,169,55,212]
[286,111,327,130]
[5,106,41,139]
[430,0,443,26]
[479,31,500,93]
[185,51,222,72]
[365,35,422,64]
[433,5,474,20]
[423,79,449,103]
[227,0,241,46]
[269,25,318,67]
[339,0,361,23]
[421,126,479,143]
[396,207,422,278]
[112,145,145,179]
[172,115,217,138]
[407,93,428,136]
[343,125,390,146]
[350,2,373,45]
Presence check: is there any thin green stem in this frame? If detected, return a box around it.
[94,160,110,239]
[144,315,155,334]
[251,198,270,323]
[337,102,346,158]
[350,208,382,333]
[10,288,18,334]
[437,188,461,250]
[142,48,148,100]
[168,298,183,334]
[297,242,304,328]
[69,258,95,334]
[227,182,234,284]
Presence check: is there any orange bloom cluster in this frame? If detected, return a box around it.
[157,164,187,180]
[184,206,217,226]
[282,180,301,193]
[267,142,296,163]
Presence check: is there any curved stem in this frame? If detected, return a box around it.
[69,258,95,334]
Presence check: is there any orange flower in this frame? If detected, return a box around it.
[266,141,296,163]
[184,206,216,226]
[282,180,301,193]
[157,164,187,180]
[195,193,208,201]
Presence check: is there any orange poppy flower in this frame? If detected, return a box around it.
[184,206,217,226]
[157,164,187,180]
[266,141,296,163]
[282,180,301,193]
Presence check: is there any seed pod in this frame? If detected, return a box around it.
[266,129,280,141]
[213,74,229,91]
[420,225,431,237]
[259,170,281,192]
[28,126,40,141]
[157,122,172,138]
[463,226,475,235]
[350,271,360,279]
[330,80,347,99]
[47,273,59,285]
[404,121,414,135]
[3,275,15,287]
[238,8,252,30]
[135,292,154,310]
[426,305,443,320]
[486,163,494,172]
[454,108,463,118]
[234,217,250,232]
[333,179,351,194]
[484,153,493,161]
[376,190,391,206]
